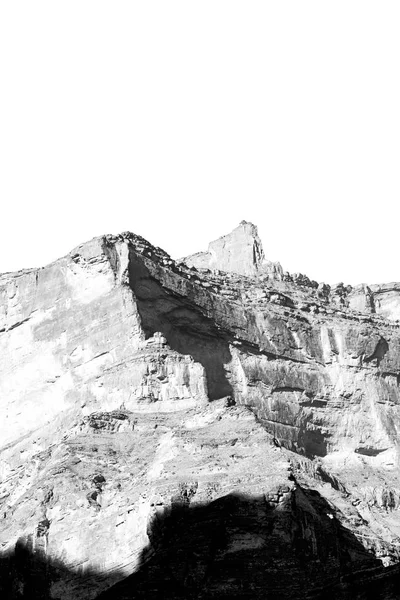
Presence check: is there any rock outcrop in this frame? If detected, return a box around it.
[182,220,283,279]
[348,283,400,321]
[1,224,400,598]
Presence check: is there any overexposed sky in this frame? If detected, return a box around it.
[1,2,399,285]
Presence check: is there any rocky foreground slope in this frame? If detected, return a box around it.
[1,222,400,598]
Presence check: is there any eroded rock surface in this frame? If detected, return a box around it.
[1,224,400,598]
[182,220,283,279]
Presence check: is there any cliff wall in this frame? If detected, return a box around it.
[1,225,400,598]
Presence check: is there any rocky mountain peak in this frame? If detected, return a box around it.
[182,220,283,278]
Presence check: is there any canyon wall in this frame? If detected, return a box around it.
[1,225,400,598]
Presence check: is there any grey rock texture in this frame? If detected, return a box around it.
[182,220,283,279]
[348,283,400,321]
[1,224,400,598]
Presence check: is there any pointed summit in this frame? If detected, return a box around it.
[182,221,282,278]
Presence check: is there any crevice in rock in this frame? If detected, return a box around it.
[355,447,389,457]
[315,465,349,494]
[102,237,121,279]
[127,251,233,400]
[272,386,305,394]
[364,337,389,366]
[7,316,31,332]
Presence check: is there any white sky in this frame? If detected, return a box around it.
[1,2,399,285]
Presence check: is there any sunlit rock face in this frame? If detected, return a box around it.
[1,224,400,599]
[182,220,283,279]
[349,283,400,321]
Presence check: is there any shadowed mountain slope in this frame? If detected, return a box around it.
[96,490,400,600]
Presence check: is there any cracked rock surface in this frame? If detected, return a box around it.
[1,224,400,598]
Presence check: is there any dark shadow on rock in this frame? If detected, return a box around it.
[0,534,124,600]
[255,414,329,460]
[297,424,328,458]
[95,488,400,600]
[364,338,389,367]
[128,252,233,400]
[1,488,400,599]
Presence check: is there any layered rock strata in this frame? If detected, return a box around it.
[1,225,400,598]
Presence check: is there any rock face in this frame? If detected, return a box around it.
[348,283,400,321]
[1,224,400,598]
[182,220,283,279]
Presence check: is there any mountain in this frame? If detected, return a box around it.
[1,223,400,599]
